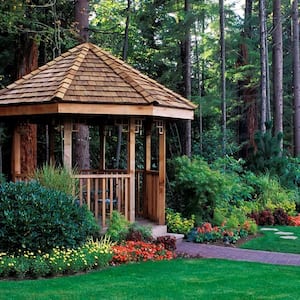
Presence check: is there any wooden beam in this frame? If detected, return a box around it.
[128,118,136,222]
[158,121,166,225]
[0,103,59,116]
[0,103,195,120]
[59,103,195,120]
[63,120,72,170]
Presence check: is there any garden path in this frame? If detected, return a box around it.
[176,241,300,266]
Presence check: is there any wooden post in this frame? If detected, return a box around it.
[63,120,72,170]
[99,125,106,171]
[158,120,166,225]
[144,120,152,218]
[49,124,56,165]
[128,118,136,222]
[11,126,21,181]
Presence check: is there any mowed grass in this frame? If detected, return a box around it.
[240,226,300,254]
[1,259,300,300]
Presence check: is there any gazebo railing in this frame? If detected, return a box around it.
[73,171,130,227]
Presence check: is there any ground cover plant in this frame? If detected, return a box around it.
[240,226,300,254]
[165,208,195,236]
[0,237,114,279]
[1,259,300,299]
[186,222,250,244]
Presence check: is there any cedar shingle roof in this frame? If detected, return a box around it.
[0,43,195,119]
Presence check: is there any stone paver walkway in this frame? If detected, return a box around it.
[176,241,300,266]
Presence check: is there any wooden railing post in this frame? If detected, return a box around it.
[158,121,166,225]
[73,172,130,227]
[63,120,72,170]
[128,118,136,222]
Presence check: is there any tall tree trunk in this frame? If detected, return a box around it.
[16,34,38,177]
[74,0,90,170]
[273,0,283,149]
[115,0,132,169]
[237,0,258,157]
[122,0,131,61]
[178,0,192,157]
[219,0,226,155]
[292,0,300,156]
[75,0,89,42]
[194,19,204,154]
[184,0,192,157]
[259,0,268,133]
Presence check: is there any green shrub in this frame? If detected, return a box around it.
[33,164,78,196]
[0,181,99,254]
[225,215,240,230]
[212,208,227,226]
[240,218,258,235]
[106,211,130,242]
[246,173,297,214]
[126,223,153,242]
[168,156,224,222]
[166,208,195,235]
[211,157,254,206]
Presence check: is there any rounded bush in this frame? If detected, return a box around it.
[0,181,99,254]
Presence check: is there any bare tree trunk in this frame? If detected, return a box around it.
[122,0,131,61]
[259,0,267,133]
[292,0,300,156]
[74,0,90,170]
[237,0,258,157]
[194,20,203,154]
[178,0,192,157]
[273,0,283,148]
[75,0,89,42]
[16,34,38,176]
[116,0,132,169]
[184,0,192,157]
[219,0,226,155]
[183,0,192,156]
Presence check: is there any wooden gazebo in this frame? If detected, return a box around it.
[0,43,195,226]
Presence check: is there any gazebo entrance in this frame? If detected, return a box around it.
[69,117,166,226]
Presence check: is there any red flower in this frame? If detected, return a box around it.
[111,241,174,265]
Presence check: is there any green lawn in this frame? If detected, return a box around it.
[240,226,300,254]
[1,259,300,300]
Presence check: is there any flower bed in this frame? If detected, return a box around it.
[187,222,249,244]
[111,241,174,265]
[0,238,113,279]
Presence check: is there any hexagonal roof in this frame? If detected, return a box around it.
[0,43,195,119]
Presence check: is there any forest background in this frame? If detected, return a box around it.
[0,0,299,194]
